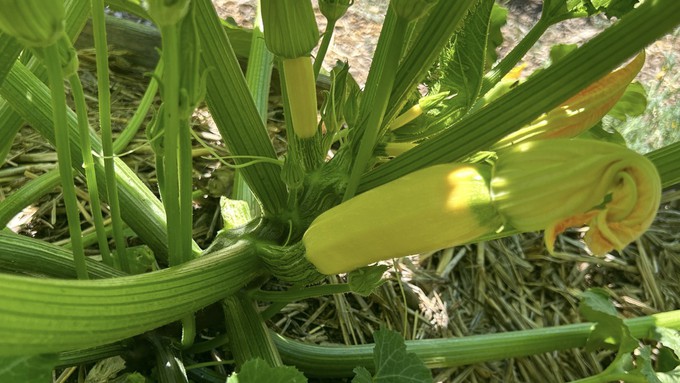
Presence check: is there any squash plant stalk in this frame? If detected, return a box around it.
[237,0,271,216]
[158,23,192,266]
[360,0,680,192]
[479,18,550,96]
[383,0,479,127]
[342,8,408,201]
[68,72,114,267]
[275,309,680,377]
[90,0,129,272]
[196,0,289,217]
[223,293,283,368]
[0,240,263,356]
[44,42,89,280]
[313,18,336,80]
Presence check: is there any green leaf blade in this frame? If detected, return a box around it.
[227,358,307,383]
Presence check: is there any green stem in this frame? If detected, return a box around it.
[0,100,23,165]
[196,0,289,217]
[56,342,130,368]
[384,0,478,126]
[159,24,188,266]
[647,140,680,188]
[112,59,163,154]
[479,18,551,96]
[313,18,337,79]
[251,283,350,303]
[181,313,196,348]
[359,0,680,192]
[90,0,129,272]
[245,0,273,124]
[0,230,125,279]
[68,73,114,266]
[275,309,680,378]
[343,9,408,201]
[0,169,61,228]
[223,293,283,367]
[0,7,174,258]
[44,42,88,280]
[0,240,262,356]
[236,0,271,216]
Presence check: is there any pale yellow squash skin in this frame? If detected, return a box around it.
[303,164,504,275]
[282,56,319,139]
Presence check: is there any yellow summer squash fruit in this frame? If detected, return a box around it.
[304,139,661,274]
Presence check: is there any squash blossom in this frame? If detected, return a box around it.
[0,0,64,47]
[303,139,660,275]
[491,139,661,255]
[493,53,645,149]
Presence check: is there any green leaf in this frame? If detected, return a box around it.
[0,355,58,383]
[591,0,640,18]
[352,367,373,383]
[549,43,578,65]
[607,81,648,121]
[486,4,508,69]
[362,328,433,383]
[654,327,680,374]
[227,359,307,383]
[220,197,253,230]
[348,265,388,296]
[436,0,495,116]
[578,122,627,145]
[579,288,637,352]
[658,369,680,383]
[634,346,662,383]
[656,328,680,357]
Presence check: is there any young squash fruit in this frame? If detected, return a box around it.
[303,139,661,275]
[304,164,504,274]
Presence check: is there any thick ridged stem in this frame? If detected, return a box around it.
[223,293,283,367]
[359,0,680,192]
[342,8,407,201]
[275,310,680,378]
[158,23,193,266]
[196,0,289,217]
[0,241,262,356]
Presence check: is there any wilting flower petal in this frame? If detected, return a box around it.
[492,139,661,255]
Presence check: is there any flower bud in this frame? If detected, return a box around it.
[493,53,645,149]
[392,0,438,22]
[491,139,661,255]
[0,0,64,47]
[319,0,353,22]
[262,0,319,58]
[143,0,190,27]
